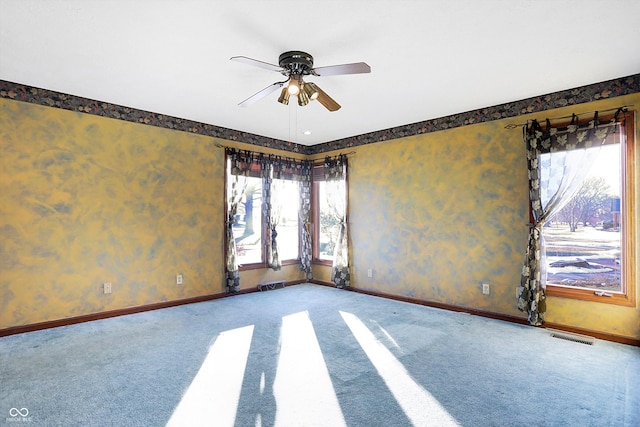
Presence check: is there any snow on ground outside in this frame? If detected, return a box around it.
[542,225,621,289]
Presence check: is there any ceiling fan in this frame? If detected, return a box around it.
[230,51,371,112]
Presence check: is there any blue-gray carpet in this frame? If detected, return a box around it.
[1,284,638,426]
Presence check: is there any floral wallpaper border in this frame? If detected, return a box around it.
[2,74,639,155]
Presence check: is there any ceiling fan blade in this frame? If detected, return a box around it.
[238,82,284,107]
[314,85,341,112]
[230,56,284,73]
[312,62,371,76]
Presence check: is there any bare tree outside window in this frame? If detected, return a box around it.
[557,176,612,232]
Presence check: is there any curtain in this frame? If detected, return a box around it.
[226,173,246,293]
[517,112,621,325]
[229,148,260,177]
[298,163,313,279]
[264,169,281,270]
[325,155,350,288]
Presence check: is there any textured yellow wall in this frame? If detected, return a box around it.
[0,99,299,329]
[348,120,529,316]
[347,94,640,339]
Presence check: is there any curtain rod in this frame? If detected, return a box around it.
[328,151,356,157]
[215,143,309,164]
[504,105,633,129]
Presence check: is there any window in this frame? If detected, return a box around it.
[544,112,635,306]
[272,178,300,261]
[231,176,263,266]
[226,153,302,269]
[312,163,347,263]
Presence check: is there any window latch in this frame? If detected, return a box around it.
[594,291,613,297]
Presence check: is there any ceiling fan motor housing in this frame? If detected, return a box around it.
[279,51,314,76]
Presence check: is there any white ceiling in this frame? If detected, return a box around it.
[1,0,639,146]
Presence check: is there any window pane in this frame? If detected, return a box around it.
[232,177,262,265]
[318,180,345,261]
[273,179,300,260]
[543,143,622,293]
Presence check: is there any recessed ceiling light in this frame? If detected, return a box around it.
[303,130,312,135]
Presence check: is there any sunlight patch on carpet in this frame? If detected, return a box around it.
[371,319,402,352]
[273,311,347,427]
[340,311,460,427]
[167,324,254,427]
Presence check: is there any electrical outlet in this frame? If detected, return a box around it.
[482,283,490,295]
[176,274,183,285]
[103,282,112,294]
[367,268,373,278]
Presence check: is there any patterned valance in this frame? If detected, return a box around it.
[225,147,310,180]
[226,148,262,176]
[324,154,348,181]
[271,155,311,181]
[524,108,626,154]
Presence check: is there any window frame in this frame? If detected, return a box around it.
[544,111,636,307]
[312,163,331,266]
[270,177,303,264]
[311,162,349,265]
[224,155,302,271]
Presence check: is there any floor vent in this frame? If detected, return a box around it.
[549,330,595,345]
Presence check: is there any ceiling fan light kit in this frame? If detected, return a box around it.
[231,50,370,112]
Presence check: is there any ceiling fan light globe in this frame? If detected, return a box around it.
[287,78,300,96]
[287,85,299,96]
